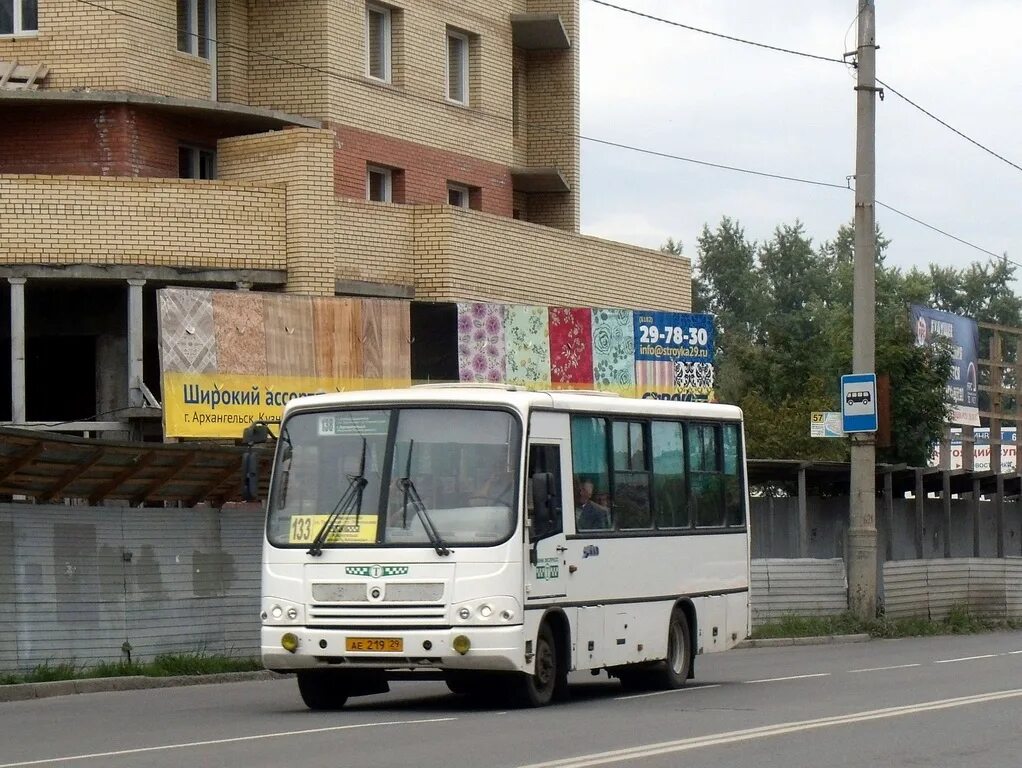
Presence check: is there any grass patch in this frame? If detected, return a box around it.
[1,654,262,686]
[752,607,1022,640]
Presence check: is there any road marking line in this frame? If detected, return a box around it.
[744,673,830,684]
[934,654,1000,664]
[615,684,721,701]
[1009,650,1022,655]
[0,717,457,768]
[848,663,921,673]
[517,689,1022,768]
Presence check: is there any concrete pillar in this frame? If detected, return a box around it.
[127,279,146,408]
[8,278,26,423]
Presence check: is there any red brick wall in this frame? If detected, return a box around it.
[0,105,240,177]
[332,124,513,216]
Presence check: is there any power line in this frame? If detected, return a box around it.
[69,0,1009,265]
[582,136,850,190]
[875,200,1006,263]
[584,0,846,65]
[877,79,1022,175]
[590,136,1008,264]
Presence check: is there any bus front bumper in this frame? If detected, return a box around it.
[261,625,526,673]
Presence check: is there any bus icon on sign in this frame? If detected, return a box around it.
[845,390,871,406]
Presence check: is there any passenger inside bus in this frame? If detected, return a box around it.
[575,478,611,531]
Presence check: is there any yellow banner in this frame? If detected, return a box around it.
[162,372,411,439]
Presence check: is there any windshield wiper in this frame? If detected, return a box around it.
[398,439,451,557]
[307,438,367,557]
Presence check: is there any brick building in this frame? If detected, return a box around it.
[0,0,692,439]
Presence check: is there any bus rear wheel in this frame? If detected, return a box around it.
[618,609,691,692]
[652,609,691,689]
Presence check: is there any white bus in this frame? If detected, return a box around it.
[259,385,750,709]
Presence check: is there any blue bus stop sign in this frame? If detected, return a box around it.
[841,373,878,433]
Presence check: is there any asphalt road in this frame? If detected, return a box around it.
[2,631,1021,768]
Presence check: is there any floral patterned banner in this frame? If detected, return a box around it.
[505,305,551,387]
[549,307,594,386]
[592,308,636,388]
[448,301,714,401]
[457,303,507,383]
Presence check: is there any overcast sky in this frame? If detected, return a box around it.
[578,0,1022,279]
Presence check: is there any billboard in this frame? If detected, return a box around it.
[454,303,715,402]
[931,428,1016,472]
[158,289,411,439]
[910,305,979,426]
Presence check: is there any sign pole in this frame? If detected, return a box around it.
[849,0,878,619]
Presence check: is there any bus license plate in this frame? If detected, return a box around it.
[345,637,403,653]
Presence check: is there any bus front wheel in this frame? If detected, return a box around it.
[296,670,349,710]
[513,623,559,707]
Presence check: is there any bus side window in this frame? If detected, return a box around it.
[528,444,563,539]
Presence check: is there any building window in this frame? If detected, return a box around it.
[177,0,211,58]
[367,165,393,202]
[179,146,216,179]
[366,4,391,82]
[0,0,37,35]
[447,183,470,208]
[446,28,469,104]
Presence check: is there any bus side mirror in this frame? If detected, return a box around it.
[241,451,260,502]
[243,422,270,445]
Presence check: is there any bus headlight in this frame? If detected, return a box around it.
[263,599,304,625]
[451,597,521,624]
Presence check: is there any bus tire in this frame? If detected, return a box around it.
[652,609,691,689]
[296,670,349,710]
[513,622,558,707]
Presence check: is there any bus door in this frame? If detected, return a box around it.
[525,440,567,600]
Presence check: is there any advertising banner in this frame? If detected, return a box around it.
[453,303,717,403]
[910,305,979,426]
[931,428,1017,472]
[158,288,411,439]
[632,310,716,401]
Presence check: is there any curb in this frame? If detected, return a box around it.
[734,633,871,649]
[0,670,283,703]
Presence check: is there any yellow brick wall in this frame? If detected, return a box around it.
[334,200,417,286]
[247,0,332,119]
[414,207,692,311]
[0,0,211,98]
[0,173,684,309]
[219,128,336,295]
[521,0,579,231]
[217,0,250,104]
[0,175,285,269]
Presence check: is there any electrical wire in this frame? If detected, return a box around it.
[875,200,1006,263]
[581,136,850,190]
[877,79,1022,175]
[584,0,847,65]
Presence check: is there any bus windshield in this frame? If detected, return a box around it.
[266,407,521,549]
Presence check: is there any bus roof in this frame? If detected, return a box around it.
[283,385,743,422]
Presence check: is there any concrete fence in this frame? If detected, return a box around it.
[750,558,847,628]
[3,499,1022,675]
[883,558,1022,620]
[0,504,262,675]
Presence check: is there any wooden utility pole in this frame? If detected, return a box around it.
[849,0,878,618]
